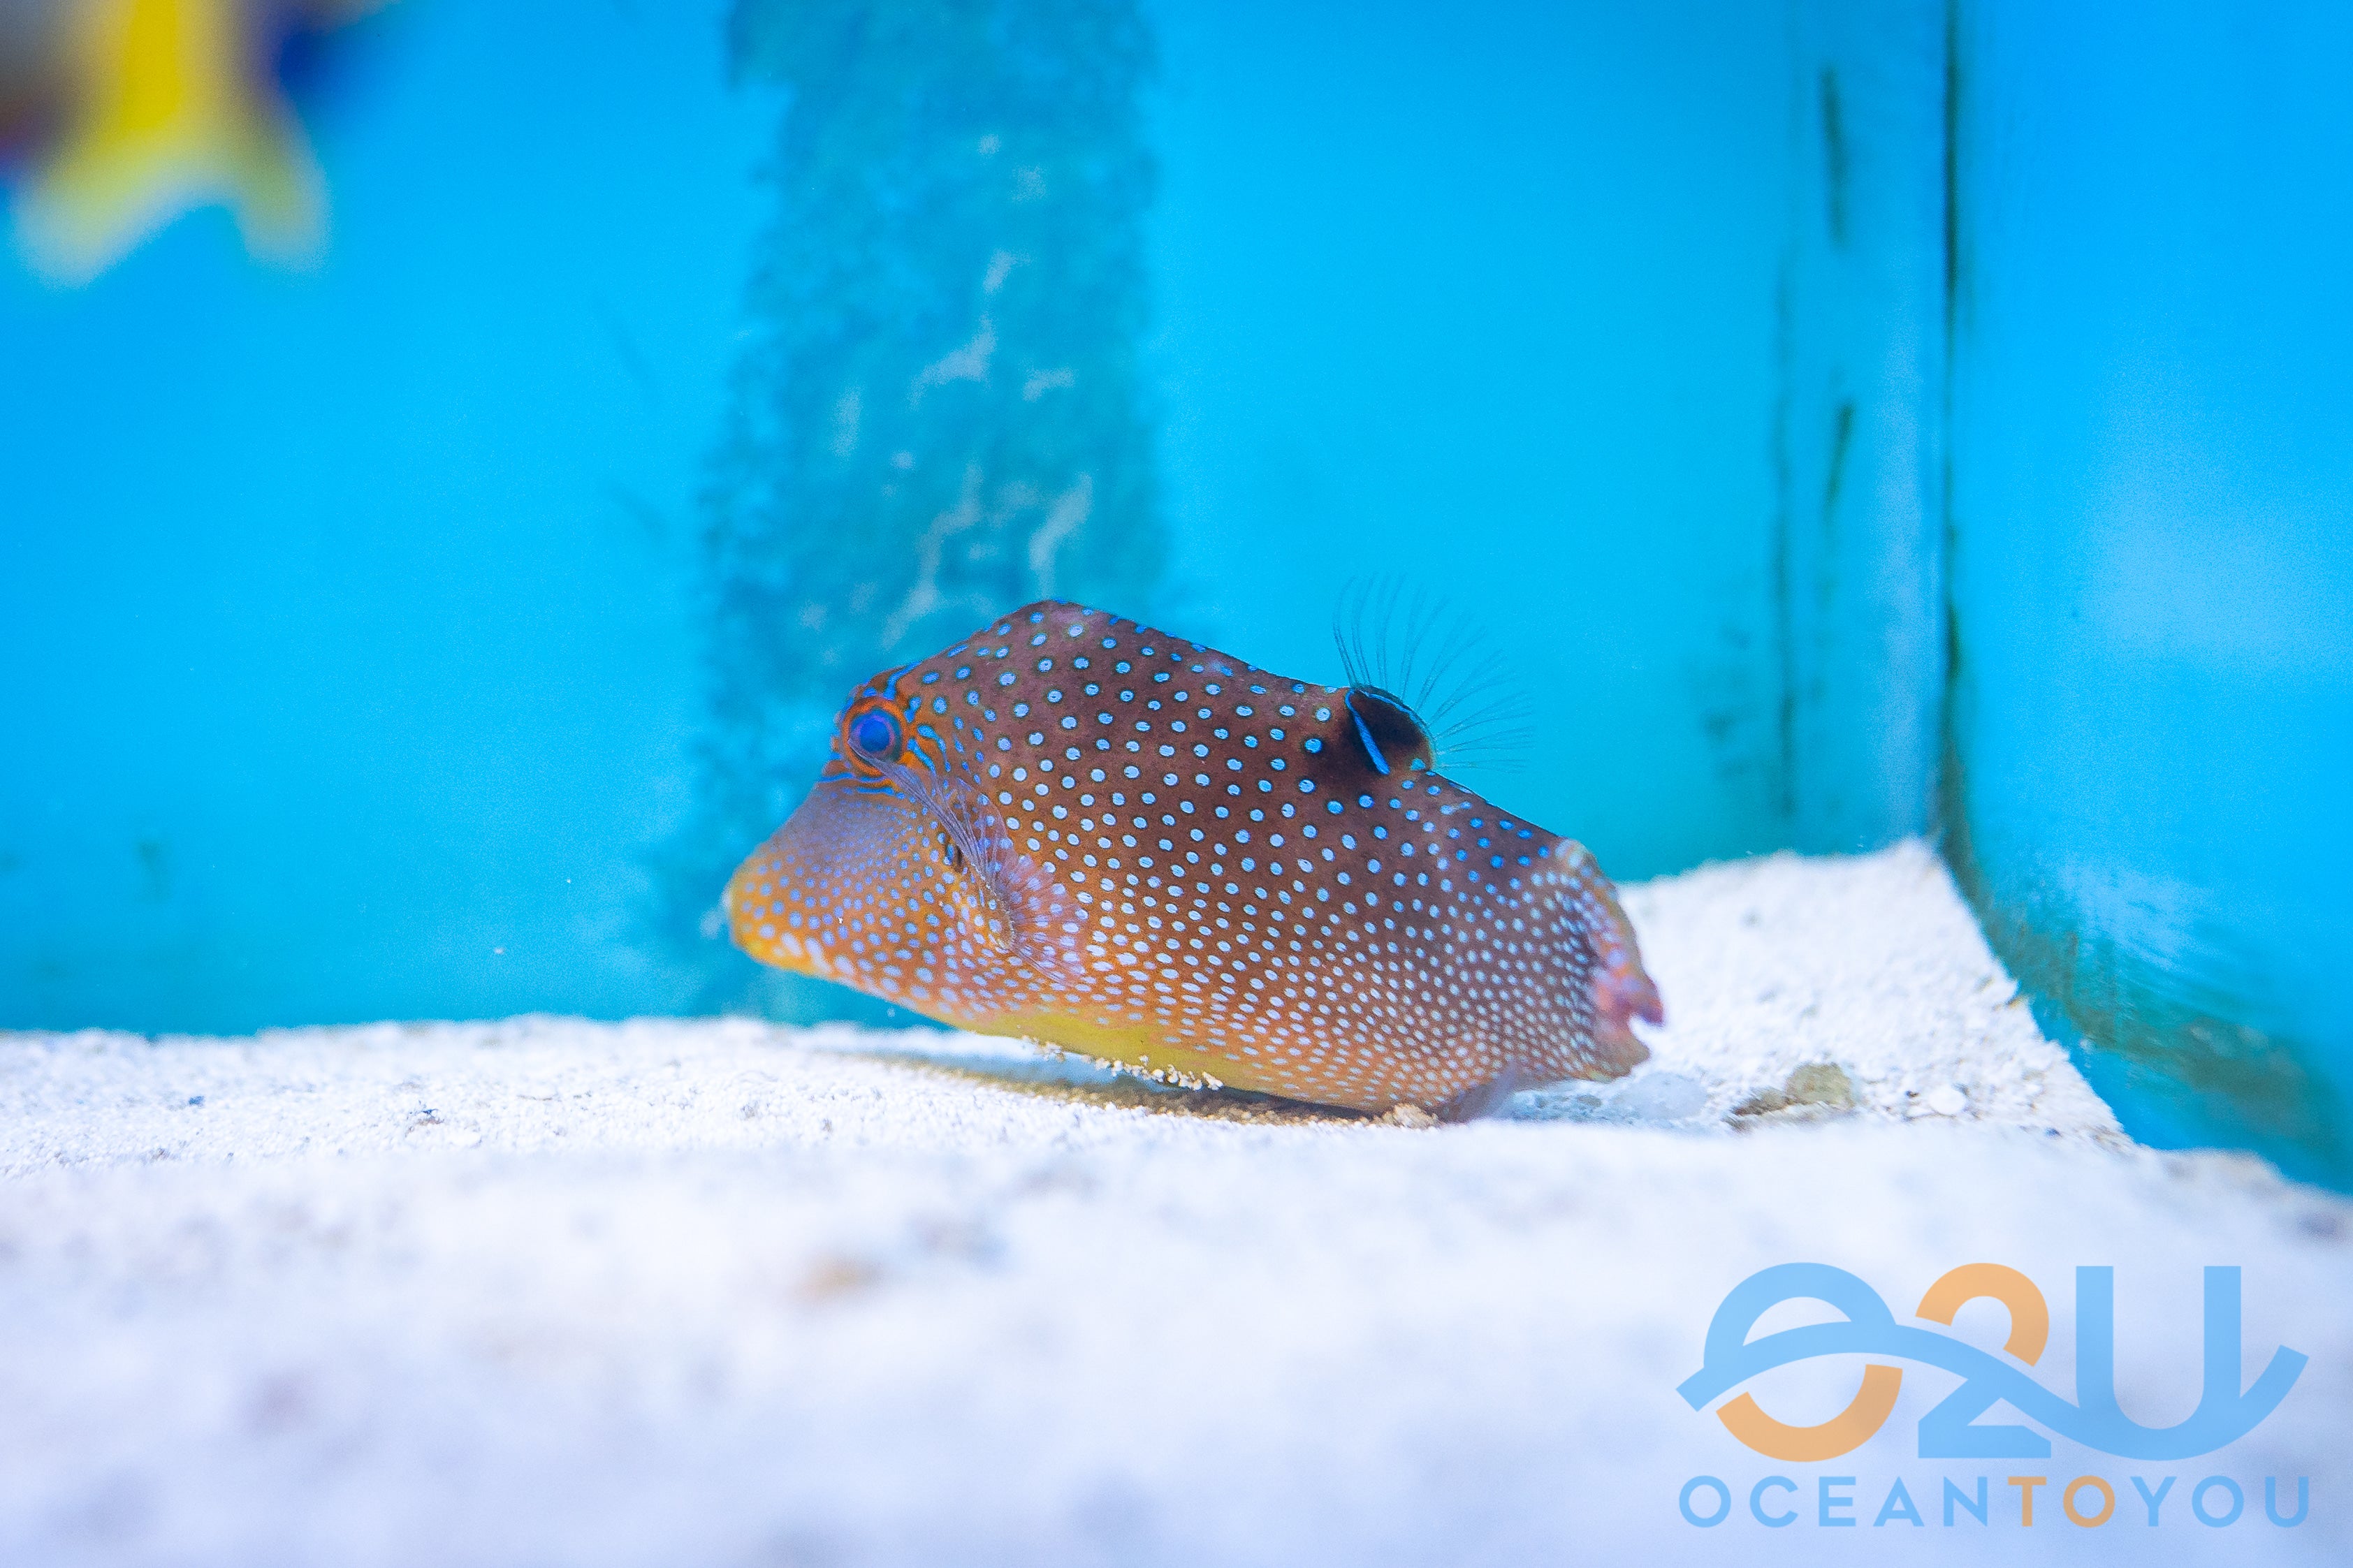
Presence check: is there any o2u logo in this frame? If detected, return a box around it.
[1679,1263,2306,1460]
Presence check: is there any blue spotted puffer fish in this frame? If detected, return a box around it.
[727,601,1663,1118]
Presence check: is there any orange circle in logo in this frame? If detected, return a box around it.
[1716,1365,1904,1462]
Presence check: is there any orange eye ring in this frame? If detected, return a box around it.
[846,704,902,759]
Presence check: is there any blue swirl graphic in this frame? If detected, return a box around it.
[1679,1263,2305,1460]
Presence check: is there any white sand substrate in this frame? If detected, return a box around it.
[1,841,2346,1567]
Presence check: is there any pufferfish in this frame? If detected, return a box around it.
[726,601,1663,1118]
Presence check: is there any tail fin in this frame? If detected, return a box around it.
[1554,841,1662,1077]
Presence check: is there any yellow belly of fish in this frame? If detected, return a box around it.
[993,1009,1321,1102]
[736,904,1436,1111]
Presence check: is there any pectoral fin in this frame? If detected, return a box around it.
[882,763,1081,976]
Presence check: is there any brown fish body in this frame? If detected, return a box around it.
[727,601,1661,1115]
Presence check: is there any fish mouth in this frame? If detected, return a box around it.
[722,788,878,981]
[723,844,826,978]
[720,777,1078,1001]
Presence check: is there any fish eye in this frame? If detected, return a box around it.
[849,709,901,757]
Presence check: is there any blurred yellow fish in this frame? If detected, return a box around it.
[1,0,382,281]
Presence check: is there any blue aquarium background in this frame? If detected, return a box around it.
[3,0,2348,1188]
